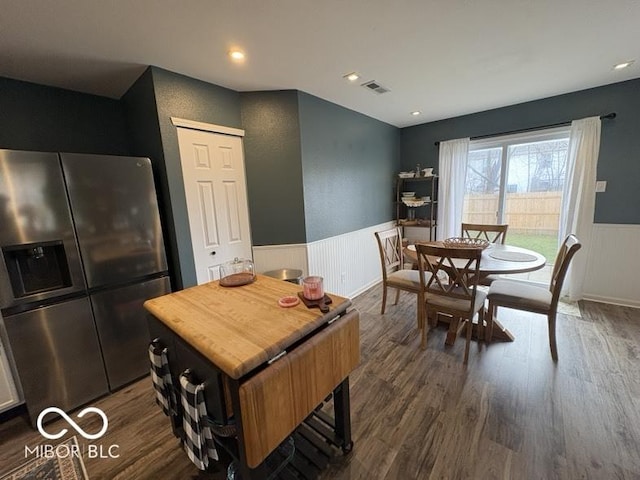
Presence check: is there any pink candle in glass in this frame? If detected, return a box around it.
[302,276,324,300]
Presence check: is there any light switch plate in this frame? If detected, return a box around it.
[595,180,607,192]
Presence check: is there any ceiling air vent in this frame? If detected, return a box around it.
[361,80,390,94]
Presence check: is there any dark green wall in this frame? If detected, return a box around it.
[401,77,640,224]
[298,92,399,242]
[0,76,129,154]
[240,91,306,245]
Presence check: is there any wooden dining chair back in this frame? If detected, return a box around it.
[414,243,486,364]
[462,223,509,244]
[486,234,582,361]
[374,227,422,319]
[461,223,509,286]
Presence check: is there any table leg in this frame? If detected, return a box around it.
[484,316,515,342]
[436,312,515,344]
[445,316,460,346]
[333,378,353,454]
[460,317,515,342]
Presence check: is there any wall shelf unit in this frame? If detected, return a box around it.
[395,175,438,241]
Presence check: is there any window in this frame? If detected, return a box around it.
[462,127,570,283]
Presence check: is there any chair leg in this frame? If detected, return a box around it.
[380,284,388,314]
[463,316,473,364]
[548,312,558,361]
[486,301,495,342]
[393,288,401,306]
[420,307,428,350]
[478,305,485,341]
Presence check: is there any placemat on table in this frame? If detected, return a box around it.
[489,251,537,262]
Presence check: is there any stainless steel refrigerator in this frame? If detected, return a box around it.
[0,149,170,425]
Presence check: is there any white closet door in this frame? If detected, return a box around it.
[177,126,252,284]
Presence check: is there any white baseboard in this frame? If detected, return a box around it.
[582,294,640,309]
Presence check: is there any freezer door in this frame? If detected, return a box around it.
[60,153,168,288]
[0,149,85,310]
[91,276,171,390]
[4,297,109,425]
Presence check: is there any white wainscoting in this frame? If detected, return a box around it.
[253,222,394,298]
[254,223,640,307]
[306,221,395,298]
[252,244,309,278]
[583,224,640,308]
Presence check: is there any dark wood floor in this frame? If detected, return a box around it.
[1,284,639,479]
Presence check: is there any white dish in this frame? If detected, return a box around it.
[398,172,415,178]
[401,191,415,197]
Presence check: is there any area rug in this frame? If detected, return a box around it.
[0,436,88,480]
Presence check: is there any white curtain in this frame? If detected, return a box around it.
[559,116,601,300]
[437,138,470,240]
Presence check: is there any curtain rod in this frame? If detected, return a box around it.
[434,112,616,146]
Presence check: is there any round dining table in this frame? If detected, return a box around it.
[404,242,547,344]
[406,242,546,275]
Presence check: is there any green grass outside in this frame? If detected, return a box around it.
[506,232,558,263]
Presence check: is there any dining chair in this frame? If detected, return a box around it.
[485,234,582,361]
[414,243,485,364]
[461,223,509,286]
[374,228,424,324]
[461,223,509,244]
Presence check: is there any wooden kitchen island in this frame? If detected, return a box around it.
[144,274,360,479]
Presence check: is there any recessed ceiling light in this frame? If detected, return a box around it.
[343,72,360,82]
[411,111,421,116]
[613,60,634,70]
[229,50,245,61]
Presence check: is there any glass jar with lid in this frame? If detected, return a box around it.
[219,257,255,287]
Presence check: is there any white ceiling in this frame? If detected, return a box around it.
[1,0,639,127]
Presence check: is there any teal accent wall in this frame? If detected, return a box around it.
[8,67,637,290]
[298,92,400,242]
[401,77,640,224]
[240,91,306,245]
[150,67,242,288]
[0,76,129,154]
[121,67,242,288]
[240,90,400,245]
[121,68,178,287]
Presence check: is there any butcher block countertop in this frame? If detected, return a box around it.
[144,274,351,379]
